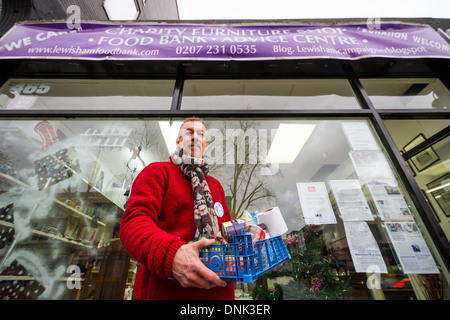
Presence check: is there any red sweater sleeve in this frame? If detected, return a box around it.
[119,164,185,279]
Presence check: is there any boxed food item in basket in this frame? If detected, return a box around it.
[200,233,291,283]
[200,207,291,283]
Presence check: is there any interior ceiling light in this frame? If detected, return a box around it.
[159,121,183,154]
[426,180,450,193]
[104,0,140,20]
[265,123,316,164]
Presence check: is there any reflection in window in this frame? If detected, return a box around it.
[360,78,450,109]
[0,79,175,111]
[0,119,170,299]
[181,79,361,110]
[384,119,450,244]
[198,119,446,300]
[0,118,447,300]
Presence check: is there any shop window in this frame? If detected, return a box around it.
[0,79,175,111]
[180,79,361,110]
[360,78,450,109]
[0,118,447,300]
[204,118,447,300]
[0,119,172,299]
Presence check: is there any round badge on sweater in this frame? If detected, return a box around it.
[214,202,224,218]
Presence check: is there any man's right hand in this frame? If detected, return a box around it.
[172,238,227,289]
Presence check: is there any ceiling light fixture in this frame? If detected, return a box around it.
[426,181,450,193]
[265,123,316,163]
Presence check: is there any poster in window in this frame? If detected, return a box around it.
[343,221,387,273]
[6,94,38,110]
[349,150,395,180]
[384,222,439,274]
[328,180,374,221]
[363,179,415,221]
[296,182,337,225]
[341,121,380,151]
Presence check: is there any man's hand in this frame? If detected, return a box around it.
[172,238,227,289]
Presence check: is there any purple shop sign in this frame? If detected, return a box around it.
[0,21,449,61]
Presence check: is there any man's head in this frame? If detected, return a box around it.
[176,117,208,158]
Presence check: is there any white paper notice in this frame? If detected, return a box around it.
[344,221,387,273]
[328,180,374,221]
[296,182,337,225]
[349,150,395,180]
[385,222,439,274]
[6,95,37,109]
[365,180,414,221]
[341,122,380,151]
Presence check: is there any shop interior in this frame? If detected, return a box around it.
[0,77,448,300]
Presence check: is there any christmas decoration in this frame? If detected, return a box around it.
[283,226,353,300]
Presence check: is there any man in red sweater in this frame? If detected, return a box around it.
[120,117,235,300]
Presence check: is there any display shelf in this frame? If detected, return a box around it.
[45,151,125,208]
[1,171,112,226]
[0,172,29,188]
[54,199,106,227]
[0,171,30,188]
[0,275,84,281]
[32,228,94,248]
[0,220,94,248]
[0,144,124,210]
[0,171,107,222]
[0,125,129,300]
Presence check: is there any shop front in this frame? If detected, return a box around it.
[0,20,449,300]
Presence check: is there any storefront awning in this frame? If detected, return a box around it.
[0,21,449,61]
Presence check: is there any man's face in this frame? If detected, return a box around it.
[176,121,208,158]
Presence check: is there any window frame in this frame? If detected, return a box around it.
[0,60,449,279]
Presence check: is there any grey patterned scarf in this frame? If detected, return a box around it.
[171,147,219,239]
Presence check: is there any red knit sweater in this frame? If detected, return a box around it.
[119,159,235,300]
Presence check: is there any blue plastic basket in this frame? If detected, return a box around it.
[200,233,291,283]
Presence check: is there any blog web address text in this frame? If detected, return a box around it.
[26,43,432,58]
[278,44,430,56]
